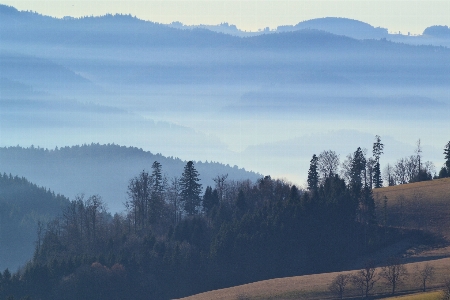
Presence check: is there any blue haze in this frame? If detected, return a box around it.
[0,4,449,190]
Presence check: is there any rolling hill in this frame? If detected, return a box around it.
[373,178,450,239]
[1,4,449,186]
[177,178,450,299]
[0,173,69,271]
[0,144,261,213]
[177,258,450,300]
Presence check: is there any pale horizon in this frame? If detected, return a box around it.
[1,0,449,35]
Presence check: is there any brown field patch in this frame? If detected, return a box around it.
[384,291,442,300]
[179,179,450,300]
[177,258,450,300]
[373,178,450,239]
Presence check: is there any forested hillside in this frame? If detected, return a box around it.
[0,174,69,270]
[1,4,449,184]
[0,147,407,299]
[1,137,448,299]
[0,144,261,212]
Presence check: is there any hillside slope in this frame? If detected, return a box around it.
[178,179,450,300]
[0,144,261,212]
[373,178,450,239]
[178,258,450,300]
[0,173,69,270]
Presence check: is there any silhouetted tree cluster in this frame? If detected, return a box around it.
[0,173,69,270]
[1,156,390,299]
[439,141,450,178]
[9,135,450,299]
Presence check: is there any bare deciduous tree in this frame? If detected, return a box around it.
[442,277,450,300]
[340,153,353,185]
[318,150,340,182]
[213,173,228,202]
[415,263,435,292]
[405,155,420,182]
[352,261,377,298]
[329,274,350,299]
[423,161,436,178]
[366,157,375,189]
[380,257,408,295]
[167,176,182,225]
[394,158,408,184]
[383,163,395,186]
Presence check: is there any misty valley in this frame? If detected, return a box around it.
[1,3,450,300]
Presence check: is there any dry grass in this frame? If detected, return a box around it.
[177,258,450,300]
[373,178,450,239]
[384,291,442,300]
[178,179,450,300]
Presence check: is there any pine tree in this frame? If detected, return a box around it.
[151,161,163,197]
[180,161,202,216]
[307,154,319,192]
[150,161,165,223]
[444,141,450,174]
[350,147,366,197]
[235,190,247,212]
[372,135,384,188]
[202,186,219,214]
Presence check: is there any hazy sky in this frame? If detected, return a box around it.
[2,0,449,34]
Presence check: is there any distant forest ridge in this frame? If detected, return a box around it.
[0,173,69,270]
[1,4,450,47]
[0,143,252,168]
[0,144,262,213]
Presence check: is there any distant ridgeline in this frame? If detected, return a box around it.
[0,173,69,271]
[0,167,406,300]
[0,140,448,299]
[0,144,261,212]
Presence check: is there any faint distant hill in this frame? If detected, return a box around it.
[2,4,450,88]
[0,173,69,271]
[0,5,236,48]
[0,144,261,213]
[277,17,388,40]
[0,52,98,96]
[423,25,450,38]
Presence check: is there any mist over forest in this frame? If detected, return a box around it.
[1,4,449,187]
[1,3,450,299]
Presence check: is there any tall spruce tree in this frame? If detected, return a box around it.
[350,147,366,196]
[150,161,165,223]
[445,141,450,173]
[307,154,319,192]
[180,161,202,216]
[202,186,219,215]
[372,135,384,188]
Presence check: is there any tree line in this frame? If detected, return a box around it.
[329,258,446,299]
[1,137,449,299]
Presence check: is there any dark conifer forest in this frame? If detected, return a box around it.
[1,155,406,300]
[0,174,69,271]
[1,137,448,299]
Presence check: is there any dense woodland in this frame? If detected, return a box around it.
[0,174,69,271]
[1,138,449,299]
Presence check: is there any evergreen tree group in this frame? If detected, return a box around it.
[4,136,450,300]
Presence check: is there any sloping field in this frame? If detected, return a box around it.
[178,258,450,300]
[373,178,450,239]
[179,179,450,300]
[385,291,442,300]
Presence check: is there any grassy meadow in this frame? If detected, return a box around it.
[178,257,450,300]
[179,178,450,300]
[384,291,442,300]
[373,178,450,239]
